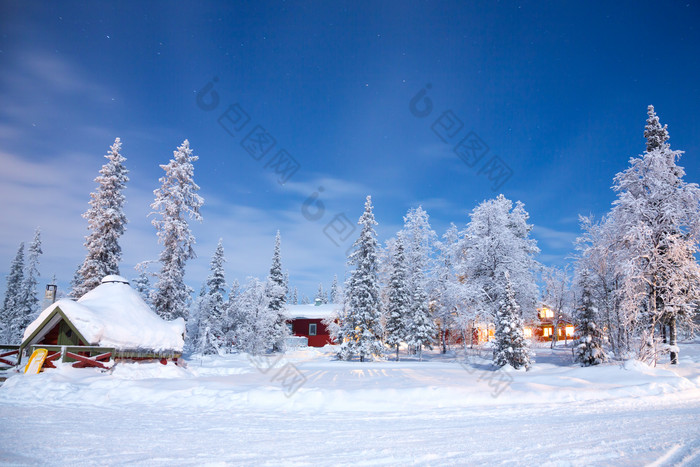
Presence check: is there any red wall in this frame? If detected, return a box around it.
[289,318,334,347]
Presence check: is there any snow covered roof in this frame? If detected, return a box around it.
[285,303,340,320]
[101,274,130,284]
[23,279,185,352]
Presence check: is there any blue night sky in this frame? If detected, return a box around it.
[1,1,699,298]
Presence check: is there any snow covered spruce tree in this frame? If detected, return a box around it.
[339,196,384,361]
[0,243,25,342]
[405,270,435,361]
[330,275,341,303]
[573,272,607,366]
[131,271,152,306]
[72,138,129,298]
[458,195,539,358]
[493,272,532,370]
[195,240,228,355]
[16,229,42,335]
[611,106,700,364]
[150,140,204,321]
[316,283,328,304]
[385,236,410,361]
[265,231,288,352]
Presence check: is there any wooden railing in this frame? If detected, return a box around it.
[0,345,20,368]
[29,345,116,369]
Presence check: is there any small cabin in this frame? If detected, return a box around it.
[523,307,576,342]
[20,275,185,367]
[285,303,339,347]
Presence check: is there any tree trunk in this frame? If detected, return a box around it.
[396,344,399,362]
[442,327,447,354]
[661,321,667,344]
[669,316,678,365]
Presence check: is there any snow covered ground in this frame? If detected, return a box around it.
[2,343,700,465]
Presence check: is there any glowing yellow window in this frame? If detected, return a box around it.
[543,327,552,337]
[523,327,533,338]
[565,326,574,337]
[540,308,554,319]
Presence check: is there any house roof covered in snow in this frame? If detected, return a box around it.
[284,303,340,320]
[23,275,185,352]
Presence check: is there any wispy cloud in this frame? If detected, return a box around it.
[532,225,578,252]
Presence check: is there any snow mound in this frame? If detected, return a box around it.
[2,346,699,412]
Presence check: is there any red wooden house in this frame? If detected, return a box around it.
[285,303,339,347]
[523,307,576,342]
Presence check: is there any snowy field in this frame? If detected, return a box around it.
[2,343,700,466]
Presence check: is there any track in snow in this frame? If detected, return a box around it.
[2,396,700,466]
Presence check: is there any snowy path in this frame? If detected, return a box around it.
[2,396,700,465]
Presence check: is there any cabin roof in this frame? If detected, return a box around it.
[284,303,340,320]
[23,280,185,352]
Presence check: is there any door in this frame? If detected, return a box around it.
[57,320,80,346]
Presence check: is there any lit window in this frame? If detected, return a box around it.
[543,327,552,337]
[539,308,554,319]
[565,326,574,337]
[309,323,317,336]
[523,327,532,338]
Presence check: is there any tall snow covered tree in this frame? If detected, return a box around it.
[432,223,462,353]
[330,275,340,303]
[574,214,628,357]
[196,240,228,355]
[458,195,540,329]
[72,138,129,298]
[316,283,328,304]
[131,271,152,306]
[225,279,240,314]
[405,267,435,361]
[400,206,437,308]
[542,265,572,348]
[611,106,700,364]
[229,277,278,355]
[266,231,288,352]
[385,236,410,361]
[16,229,42,337]
[339,196,384,362]
[150,140,204,321]
[493,272,532,370]
[573,272,607,366]
[0,243,25,342]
